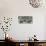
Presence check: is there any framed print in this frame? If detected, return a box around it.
[18,16,33,24]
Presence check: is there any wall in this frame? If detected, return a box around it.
[0,0,46,40]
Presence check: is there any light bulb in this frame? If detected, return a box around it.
[6,34,8,38]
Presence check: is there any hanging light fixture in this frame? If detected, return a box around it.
[29,0,43,8]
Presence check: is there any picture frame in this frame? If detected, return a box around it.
[18,16,33,24]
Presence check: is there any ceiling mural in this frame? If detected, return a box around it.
[29,0,45,8]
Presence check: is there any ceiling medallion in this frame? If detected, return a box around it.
[29,0,42,8]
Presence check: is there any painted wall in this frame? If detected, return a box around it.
[0,0,46,40]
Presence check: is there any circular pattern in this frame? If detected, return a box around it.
[29,0,43,8]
